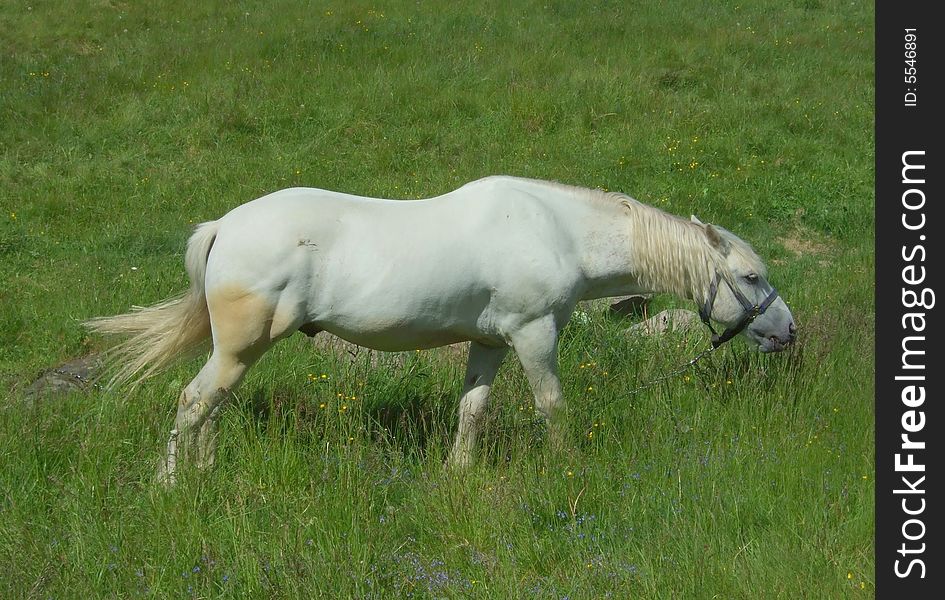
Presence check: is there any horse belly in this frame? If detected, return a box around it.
[310,284,500,351]
[320,323,471,352]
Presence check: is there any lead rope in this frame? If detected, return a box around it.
[623,341,721,397]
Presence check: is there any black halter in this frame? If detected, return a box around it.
[698,272,780,348]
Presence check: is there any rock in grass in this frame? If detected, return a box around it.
[24,354,103,399]
[609,294,651,318]
[624,309,702,337]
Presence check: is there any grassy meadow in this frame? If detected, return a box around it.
[1,1,874,598]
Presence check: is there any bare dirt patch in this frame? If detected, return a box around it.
[780,232,830,257]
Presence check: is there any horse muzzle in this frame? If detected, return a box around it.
[755,321,797,353]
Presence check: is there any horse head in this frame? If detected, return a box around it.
[691,216,797,353]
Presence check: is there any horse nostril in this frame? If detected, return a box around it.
[787,322,797,342]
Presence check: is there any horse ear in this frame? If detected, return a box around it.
[690,214,704,226]
[705,224,731,254]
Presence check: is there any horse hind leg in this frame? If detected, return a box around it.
[157,349,255,485]
[157,286,300,485]
[195,403,223,470]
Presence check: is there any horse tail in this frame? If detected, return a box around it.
[85,220,220,390]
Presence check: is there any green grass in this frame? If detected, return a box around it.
[1,1,873,597]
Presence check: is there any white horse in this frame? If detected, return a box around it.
[86,176,795,482]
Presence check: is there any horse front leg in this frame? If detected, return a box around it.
[449,342,509,468]
[510,315,567,454]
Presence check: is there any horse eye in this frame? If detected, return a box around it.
[744,273,759,283]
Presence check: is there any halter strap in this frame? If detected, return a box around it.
[698,272,779,349]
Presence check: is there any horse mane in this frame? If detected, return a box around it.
[636,208,765,303]
[614,196,724,302]
[523,178,765,303]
